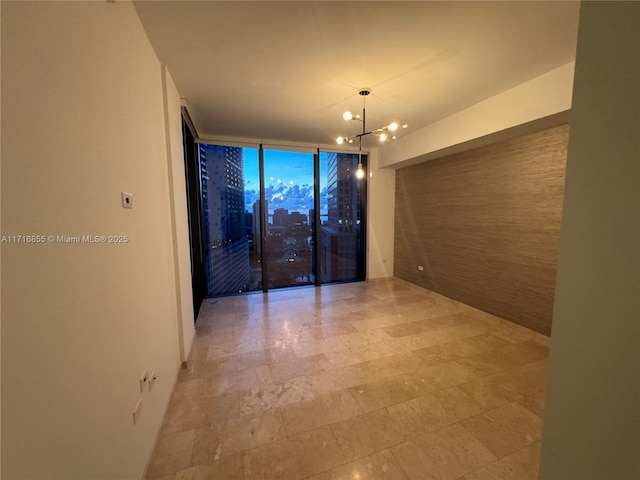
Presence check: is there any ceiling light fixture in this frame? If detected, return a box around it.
[336,88,407,180]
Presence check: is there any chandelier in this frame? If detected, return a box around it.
[336,88,407,179]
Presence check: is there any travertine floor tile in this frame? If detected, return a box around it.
[413,361,480,391]
[469,341,548,368]
[357,351,426,378]
[169,378,212,406]
[393,386,485,432]
[500,442,541,477]
[491,324,541,345]
[178,354,239,382]
[160,401,209,436]
[238,375,317,415]
[148,279,548,480]
[220,410,286,456]
[297,321,359,341]
[268,353,331,383]
[412,334,510,366]
[173,453,244,480]
[349,374,430,412]
[507,359,548,395]
[190,423,225,466]
[518,389,545,418]
[292,328,391,359]
[458,375,524,410]
[349,313,408,332]
[146,430,195,479]
[323,339,400,365]
[457,356,548,407]
[330,408,408,461]
[391,423,497,480]
[307,449,409,480]
[199,391,240,425]
[234,345,298,370]
[462,442,541,480]
[280,389,363,436]
[243,426,345,480]
[461,401,543,458]
[205,364,272,396]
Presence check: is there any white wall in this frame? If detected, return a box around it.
[162,67,196,361]
[539,2,639,479]
[1,2,189,478]
[366,148,395,279]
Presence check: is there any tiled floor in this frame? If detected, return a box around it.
[146,278,549,480]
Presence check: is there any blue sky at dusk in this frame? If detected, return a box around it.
[242,148,329,218]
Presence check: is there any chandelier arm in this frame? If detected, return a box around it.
[336,88,407,151]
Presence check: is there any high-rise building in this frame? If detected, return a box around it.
[200,145,250,295]
[326,152,358,233]
[321,153,361,281]
[203,145,245,243]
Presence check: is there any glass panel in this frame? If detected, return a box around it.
[319,152,365,283]
[199,144,262,296]
[263,149,315,289]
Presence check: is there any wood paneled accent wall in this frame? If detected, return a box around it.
[394,124,569,335]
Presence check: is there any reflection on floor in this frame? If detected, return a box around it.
[146,278,549,480]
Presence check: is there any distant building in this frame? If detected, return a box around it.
[273,208,289,226]
[289,211,307,225]
[308,209,315,228]
[253,200,262,257]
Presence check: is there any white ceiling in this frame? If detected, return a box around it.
[133,1,580,147]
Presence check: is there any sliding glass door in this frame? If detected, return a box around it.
[198,143,366,296]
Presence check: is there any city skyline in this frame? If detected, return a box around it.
[200,144,365,295]
[243,148,331,220]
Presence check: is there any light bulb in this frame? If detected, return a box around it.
[343,111,353,121]
[336,136,344,145]
[402,124,408,129]
[388,122,399,132]
[356,163,365,179]
[379,133,387,142]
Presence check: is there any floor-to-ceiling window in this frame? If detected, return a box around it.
[199,144,262,296]
[199,143,366,296]
[181,113,207,317]
[319,152,366,283]
[263,149,316,289]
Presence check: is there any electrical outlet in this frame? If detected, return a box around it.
[417,265,424,271]
[122,192,133,209]
[148,371,157,392]
[139,369,148,393]
[132,398,142,425]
